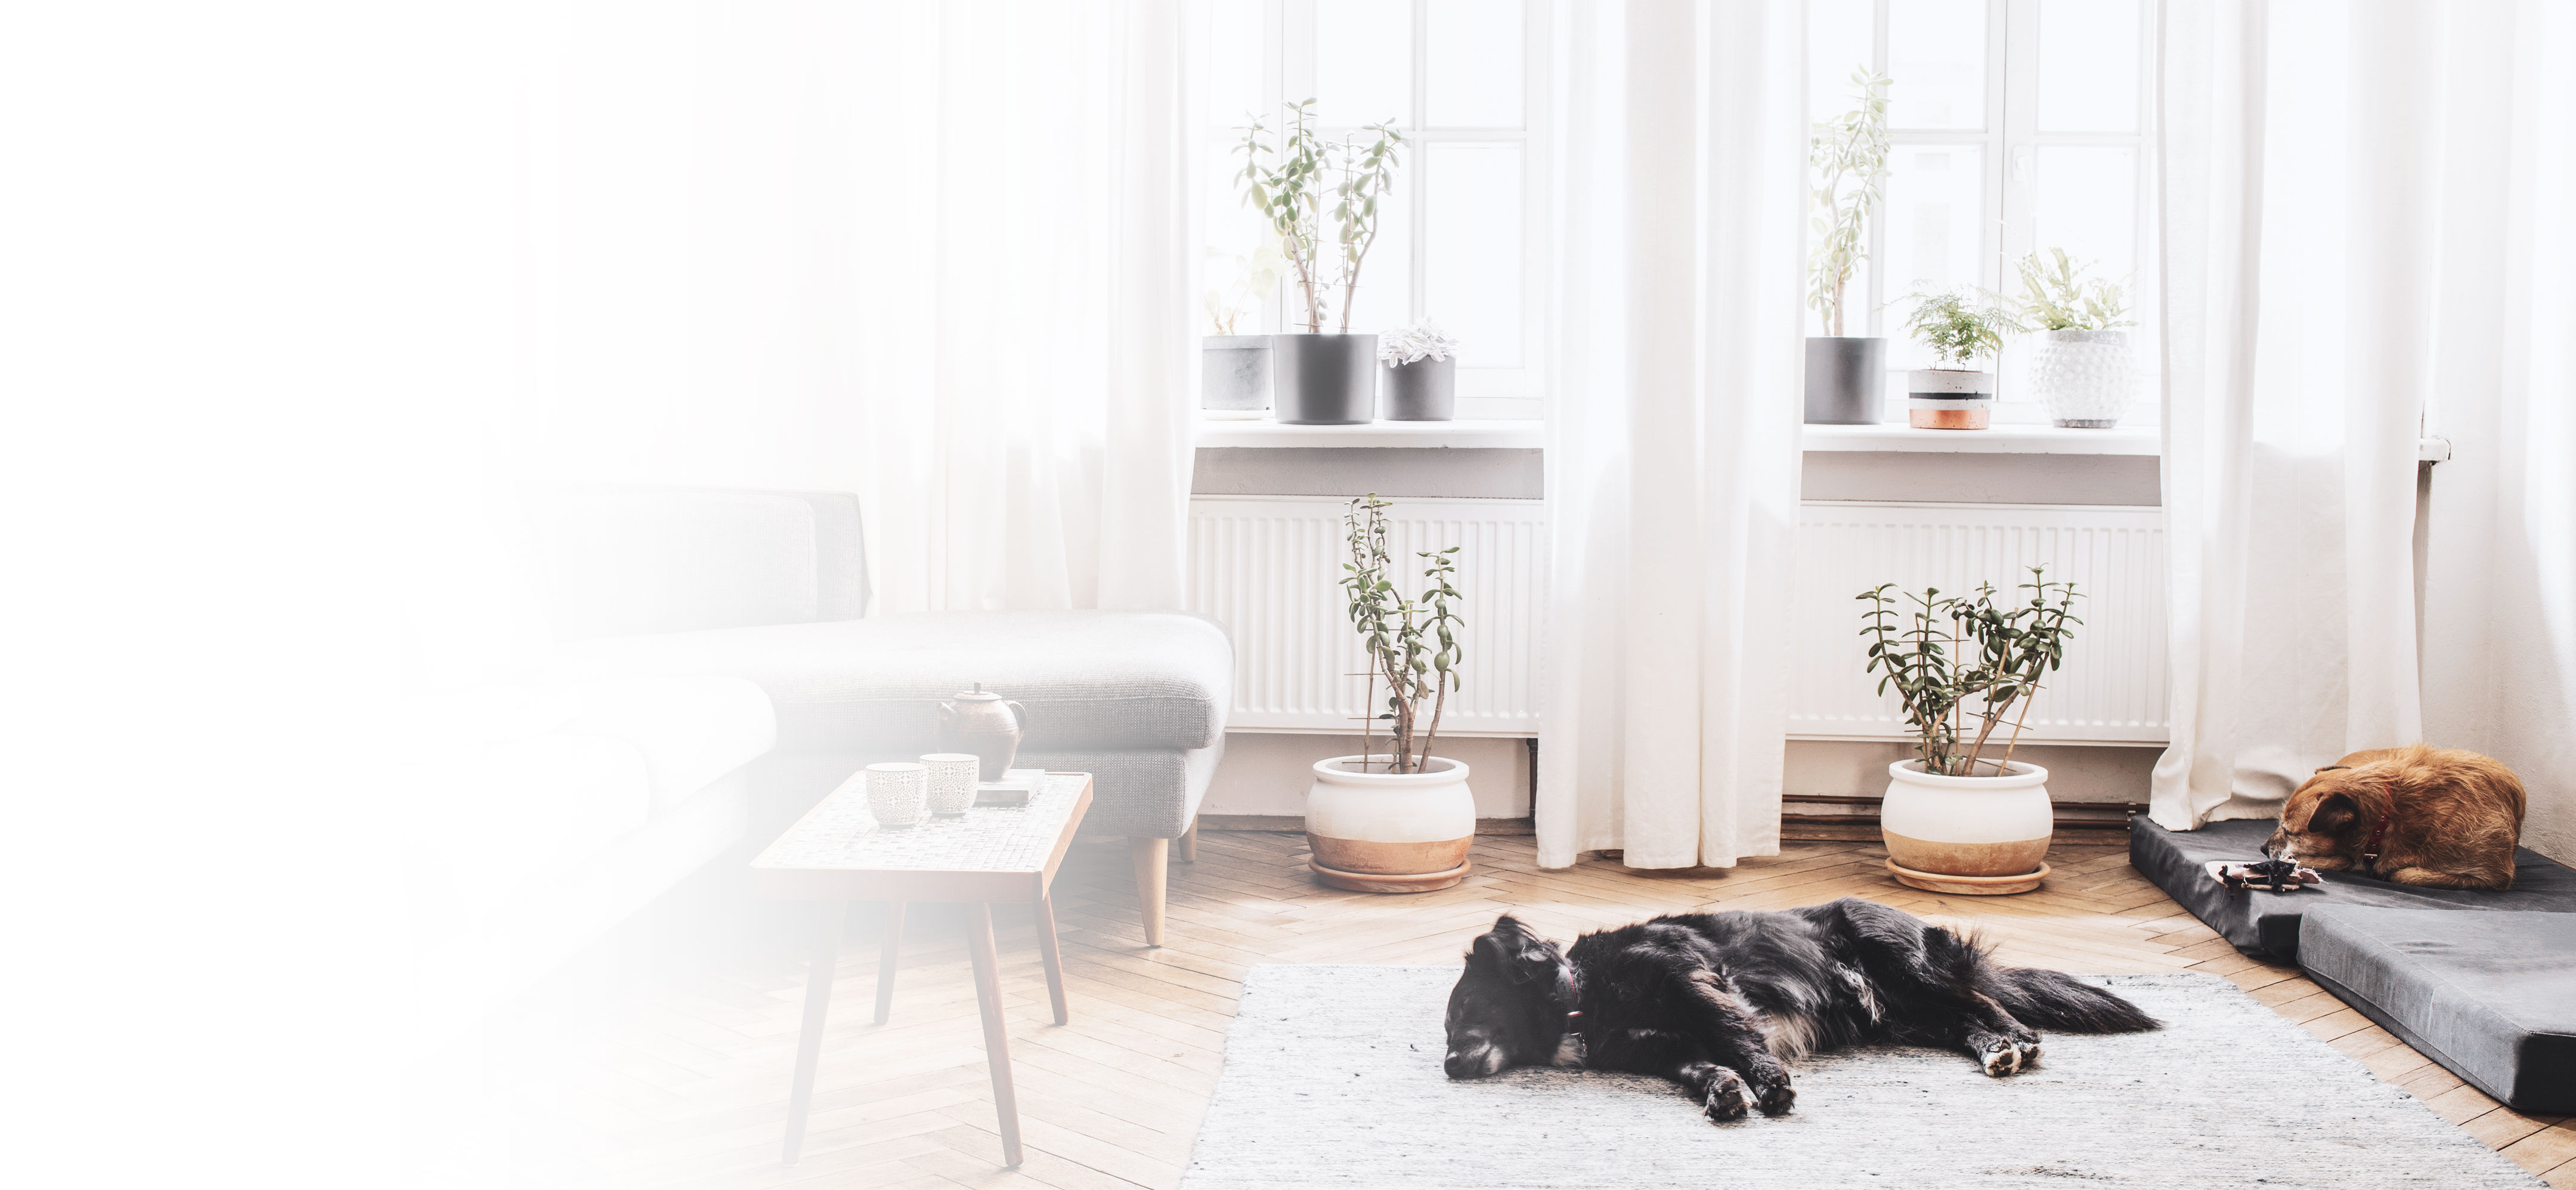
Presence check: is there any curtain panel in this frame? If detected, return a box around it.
[2153,0,2576,851]
[1535,0,1805,870]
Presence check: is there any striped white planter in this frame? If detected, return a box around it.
[1906,367,1995,430]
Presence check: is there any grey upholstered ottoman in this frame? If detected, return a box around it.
[2298,906,2576,1113]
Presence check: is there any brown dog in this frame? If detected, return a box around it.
[2265,745,2527,890]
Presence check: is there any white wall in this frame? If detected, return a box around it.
[1204,732,1534,819]
[1786,741,2159,806]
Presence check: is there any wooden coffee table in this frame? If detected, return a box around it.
[753,770,1094,1169]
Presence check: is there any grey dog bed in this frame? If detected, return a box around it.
[2131,815,2576,1113]
[2298,906,2576,1113]
[2126,815,2576,959]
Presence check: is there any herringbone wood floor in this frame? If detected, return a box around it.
[436,832,2576,1189]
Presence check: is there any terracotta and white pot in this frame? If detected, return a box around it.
[1880,760,2052,894]
[1906,367,1995,429]
[1304,755,1475,892]
[2030,329,2135,428]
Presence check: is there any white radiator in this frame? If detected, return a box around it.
[1788,502,2170,745]
[1186,496,1546,736]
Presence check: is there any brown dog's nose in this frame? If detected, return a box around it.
[2262,829,2288,858]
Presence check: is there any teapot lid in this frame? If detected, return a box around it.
[950,681,1002,701]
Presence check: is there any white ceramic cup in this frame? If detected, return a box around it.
[865,762,928,827]
[921,753,980,815]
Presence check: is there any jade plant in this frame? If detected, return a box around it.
[1236,101,1406,334]
[1340,494,1463,774]
[1859,568,2082,777]
[1808,68,1893,338]
[1903,288,2018,369]
[2012,249,2135,332]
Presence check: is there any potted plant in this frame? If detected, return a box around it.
[2014,249,2137,428]
[1306,494,1472,892]
[1857,569,2082,894]
[1378,319,1459,421]
[1805,68,1892,425]
[1200,243,1283,419]
[1236,101,1404,425]
[1901,288,2016,429]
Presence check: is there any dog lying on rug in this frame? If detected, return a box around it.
[2266,744,2527,891]
[1442,899,2157,1123]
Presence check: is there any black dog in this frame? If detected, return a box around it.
[1443,900,2157,1122]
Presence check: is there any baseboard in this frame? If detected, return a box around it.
[1199,814,1537,836]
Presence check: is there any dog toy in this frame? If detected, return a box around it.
[2211,856,2320,894]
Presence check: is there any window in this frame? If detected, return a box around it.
[1808,0,2159,424]
[1203,0,1547,421]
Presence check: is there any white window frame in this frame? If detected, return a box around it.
[1836,0,2160,425]
[1249,0,1552,422]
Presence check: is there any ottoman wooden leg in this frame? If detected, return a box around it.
[1178,818,1199,863]
[1128,837,1169,947]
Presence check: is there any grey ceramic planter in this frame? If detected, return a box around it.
[1804,336,1885,425]
[1202,335,1271,417]
[1380,356,1455,421]
[1271,333,1377,425]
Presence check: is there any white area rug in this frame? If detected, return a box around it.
[1181,966,2540,1189]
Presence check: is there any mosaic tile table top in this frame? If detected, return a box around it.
[756,771,1091,874]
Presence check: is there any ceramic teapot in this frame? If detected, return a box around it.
[936,683,1027,781]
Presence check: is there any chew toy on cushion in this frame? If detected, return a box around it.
[2207,856,2320,894]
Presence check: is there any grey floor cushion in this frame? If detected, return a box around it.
[2127,816,2576,959]
[2298,907,2576,1114]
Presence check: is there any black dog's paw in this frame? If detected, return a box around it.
[2014,1038,2042,1070]
[1701,1070,1755,1123]
[1968,1032,2022,1077]
[1754,1078,1797,1117]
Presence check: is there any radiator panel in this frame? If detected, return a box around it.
[1186,496,1546,736]
[1789,501,2170,745]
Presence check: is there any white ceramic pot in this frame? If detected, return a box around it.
[1305,755,1475,892]
[2030,329,2134,428]
[1880,759,2052,877]
[1906,368,1995,429]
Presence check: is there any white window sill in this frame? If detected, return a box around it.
[1196,418,1545,449]
[1197,418,2453,462]
[1801,423,2160,456]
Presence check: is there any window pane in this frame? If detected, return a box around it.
[1339,165,1414,336]
[1422,143,1522,366]
[2033,146,2137,283]
[1206,0,1267,129]
[1426,0,1521,127]
[1881,144,1987,366]
[1887,0,1986,129]
[2037,0,2139,132]
[1807,0,1875,123]
[1314,0,1410,127]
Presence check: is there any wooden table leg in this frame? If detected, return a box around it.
[782,901,844,1166]
[964,902,1023,1167]
[873,900,905,1025]
[1033,892,1069,1025]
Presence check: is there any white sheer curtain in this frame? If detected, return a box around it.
[2419,2,2576,862]
[1536,0,1805,870]
[531,1,1196,618]
[848,1,1196,613]
[2151,0,2575,839]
